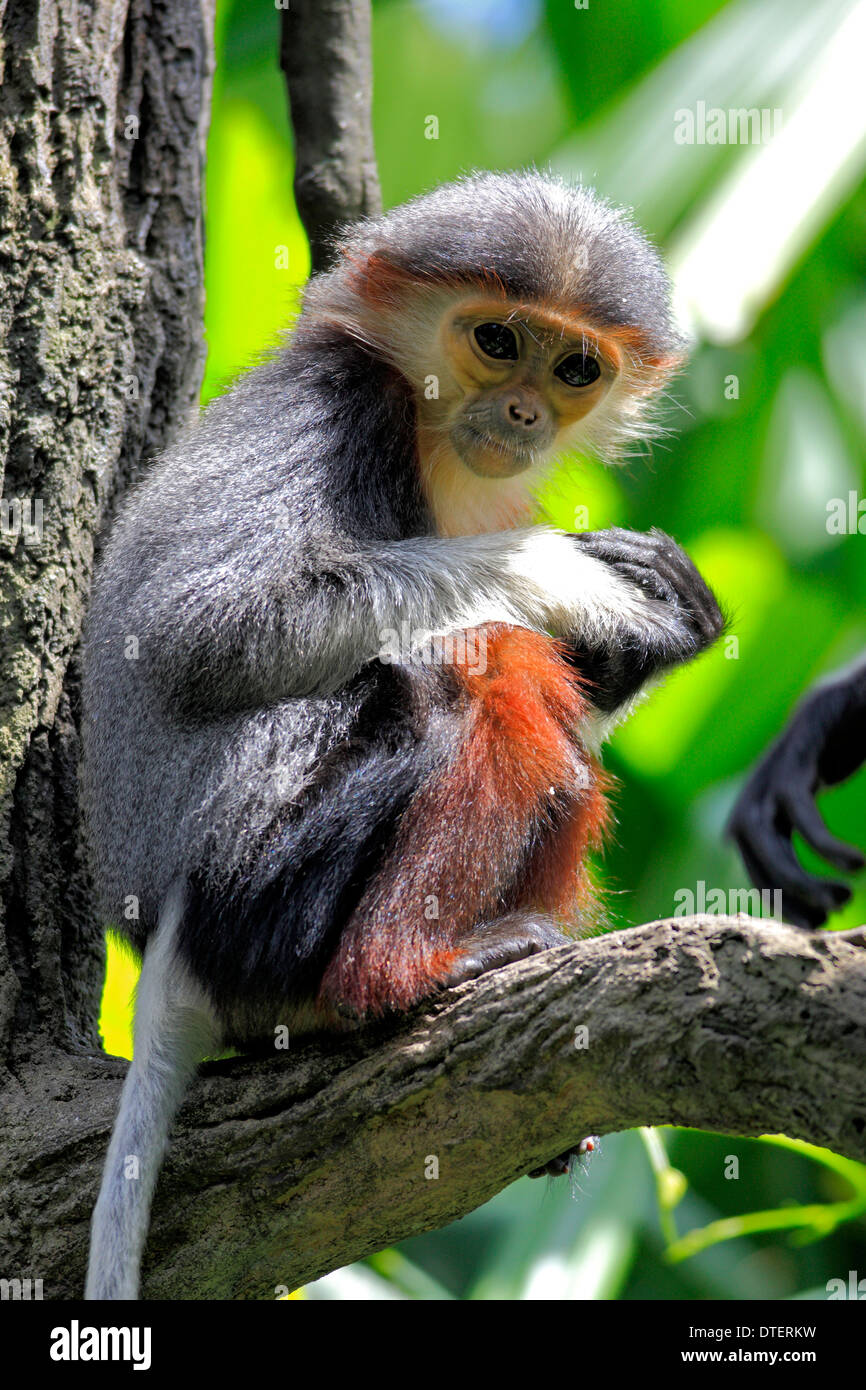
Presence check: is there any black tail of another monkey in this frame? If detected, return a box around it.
[86,883,219,1300]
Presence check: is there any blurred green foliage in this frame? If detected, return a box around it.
[101,0,866,1300]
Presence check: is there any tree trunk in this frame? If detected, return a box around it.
[0,0,214,1073]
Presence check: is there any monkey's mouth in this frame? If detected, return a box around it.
[451,422,541,479]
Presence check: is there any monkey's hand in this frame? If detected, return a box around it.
[565,527,724,716]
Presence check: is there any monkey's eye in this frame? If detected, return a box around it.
[473,322,519,361]
[554,353,601,388]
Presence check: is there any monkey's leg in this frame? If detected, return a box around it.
[86,882,219,1300]
[318,626,608,1018]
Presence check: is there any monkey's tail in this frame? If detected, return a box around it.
[86,880,219,1300]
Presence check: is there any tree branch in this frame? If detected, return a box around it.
[3,915,865,1299]
[279,0,382,272]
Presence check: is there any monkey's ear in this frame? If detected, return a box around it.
[636,351,687,389]
[343,248,414,306]
[604,324,686,382]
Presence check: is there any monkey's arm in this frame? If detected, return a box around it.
[728,655,866,927]
[133,527,687,716]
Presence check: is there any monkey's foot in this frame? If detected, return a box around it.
[442,914,569,989]
[528,1134,601,1179]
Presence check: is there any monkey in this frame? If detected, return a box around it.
[728,653,866,928]
[81,170,723,1300]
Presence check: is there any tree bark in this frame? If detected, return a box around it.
[0,0,214,1069]
[2,916,865,1299]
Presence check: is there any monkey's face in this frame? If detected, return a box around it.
[427,298,617,479]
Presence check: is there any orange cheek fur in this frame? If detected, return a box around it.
[318,626,610,1018]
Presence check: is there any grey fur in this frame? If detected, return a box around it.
[81,171,717,1299]
[81,171,683,952]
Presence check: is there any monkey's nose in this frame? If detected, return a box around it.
[507,399,539,427]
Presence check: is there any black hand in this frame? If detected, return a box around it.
[566,527,724,713]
